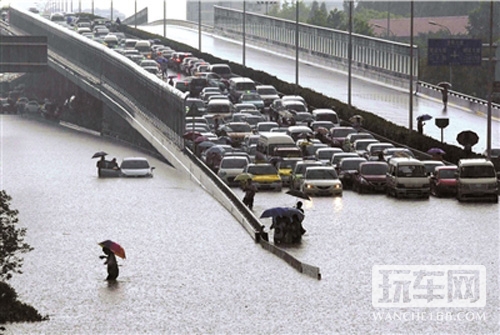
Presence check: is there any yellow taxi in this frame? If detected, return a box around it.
[244,163,282,191]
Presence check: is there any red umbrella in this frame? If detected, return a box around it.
[98,240,126,259]
[194,135,210,144]
[183,130,202,141]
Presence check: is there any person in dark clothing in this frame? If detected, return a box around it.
[100,247,119,281]
[96,156,106,177]
[242,179,257,210]
[109,158,119,170]
[294,201,306,235]
[441,86,448,109]
[417,119,425,134]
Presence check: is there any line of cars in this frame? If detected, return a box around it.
[86,29,498,203]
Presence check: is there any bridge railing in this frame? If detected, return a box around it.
[213,6,418,89]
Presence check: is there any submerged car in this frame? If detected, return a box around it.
[301,166,343,196]
[430,165,458,197]
[352,161,389,194]
[120,157,154,177]
[244,163,282,191]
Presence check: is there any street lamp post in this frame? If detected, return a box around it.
[429,20,453,84]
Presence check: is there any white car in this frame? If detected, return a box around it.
[301,166,343,196]
[120,157,154,178]
[217,156,250,185]
[24,100,41,113]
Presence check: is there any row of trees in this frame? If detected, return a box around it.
[265,1,500,101]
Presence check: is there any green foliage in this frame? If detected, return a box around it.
[467,2,500,40]
[0,282,47,323]
[0,190,33,282]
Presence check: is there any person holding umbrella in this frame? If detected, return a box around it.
[242,179,257,210]
[100,247,119,281]
[417,118,425,134]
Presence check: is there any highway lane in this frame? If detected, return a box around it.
[141,24,499,154]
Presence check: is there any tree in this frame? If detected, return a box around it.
[0,190,33,281]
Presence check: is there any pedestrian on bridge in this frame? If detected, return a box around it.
[417,119,425,134]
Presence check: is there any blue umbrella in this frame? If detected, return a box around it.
[416,114,432,121]
[197,141,216,150]
[427,147,446,155]
[260,207,304,222]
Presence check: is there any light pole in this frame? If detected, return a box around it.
[429,20,453,84]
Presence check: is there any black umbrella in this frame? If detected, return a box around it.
[456,130,479,147]
[286,189,311,201]
[92,151,108,159]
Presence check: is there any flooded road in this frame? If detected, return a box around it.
[2,116,499,334]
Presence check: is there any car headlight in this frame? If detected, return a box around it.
[305,184,313,189]
[218,171,226,177]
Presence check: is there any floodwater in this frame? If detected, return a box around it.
[2,115,499,334]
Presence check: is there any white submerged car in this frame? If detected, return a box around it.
[120,157,155,178]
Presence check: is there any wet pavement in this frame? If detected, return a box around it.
[2,116,498,334]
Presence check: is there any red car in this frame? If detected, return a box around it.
[430,165,458,197]
[352,161,389,194]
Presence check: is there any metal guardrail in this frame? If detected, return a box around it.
[417,81,500,119]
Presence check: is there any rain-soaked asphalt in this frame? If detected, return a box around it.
[2,115,499,334]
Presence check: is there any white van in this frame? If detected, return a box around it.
[456,158,498,202]
[257,133,296,159]
[229,77,257,103]
[386,158,430,198]
[311,108,340,127]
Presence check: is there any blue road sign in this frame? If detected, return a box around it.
[428,39,482,66]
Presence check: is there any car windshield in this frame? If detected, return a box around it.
[247,165,277,175]
[460,166,496,178]
[331,129,356,138]
[424,163,444,174]
[279,160,298,169]
[360,163,388,175]
[284,103,306,112]
[121,159,150,169]
[306,169,338,179]
[397,165,427,177]
[258,88,277,95]
[294,113,312,122]
[332,154,357,165]
[241,94,261,101]
[438,168,457,178]
[220,159,248,169]
[295,163,322,174]
[317,150,336,160]
[226,124,251,132]
[355,141,377,151]
[340,159,364,171]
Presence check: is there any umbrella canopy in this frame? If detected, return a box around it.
[457,130,479,146]
[437,81,452,89]
[183,130,202,141]
[285,189,311,201]
[349,115,364,123]
[215,136,232,145]
[197,141,216,150]
[260,207,305,222]
[314,127,329,135]
[194,135,210,144]
[234,173,254,182]
[98,240,126,259]
[416,114,433,121]
[92,151,108,159]
[427,148,446,155]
